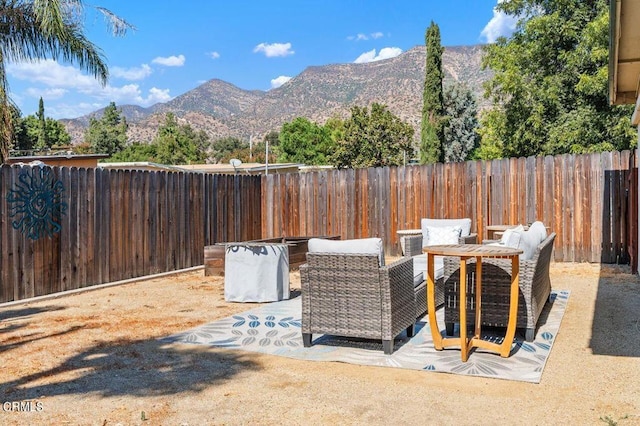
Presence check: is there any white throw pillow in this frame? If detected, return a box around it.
[308,237,385,266]
[421,218,471,248]
[425,225,462,246]
[516,222,547,260]
[500,225,524,248]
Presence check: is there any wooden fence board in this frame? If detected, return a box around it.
[1,149,638,303]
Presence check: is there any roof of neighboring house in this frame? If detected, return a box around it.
[97,162,185,172]
[7,153,109,168]
[98,161,303,175]
[609,0,640,124]
[176,162,302,174]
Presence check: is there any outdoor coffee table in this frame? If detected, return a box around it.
[423,244,523,362]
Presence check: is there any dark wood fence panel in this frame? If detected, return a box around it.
[262,151,637,264]
[0,165,221,303]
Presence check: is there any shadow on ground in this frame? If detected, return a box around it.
[0,306,70,354]
[590,266,640,357]
[0,337,261,400]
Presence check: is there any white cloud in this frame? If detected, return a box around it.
[208,51,220,59]
[111,64,152,81]
[270,76,292,89]
[8,60,102,91]
[146,87,172,104]
[49,102,105,119]
[6,59,172,118]
[253,42,294,58]
[151,54,186,66]
[348,32,385,41]
[481,2,518,43]
[353,47,402,64]
[25,87,67,100]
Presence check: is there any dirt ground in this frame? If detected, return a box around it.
[0,262,639,425]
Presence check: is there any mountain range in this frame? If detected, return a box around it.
[61,44,493,145]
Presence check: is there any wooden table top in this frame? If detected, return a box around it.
[422,244,523,257]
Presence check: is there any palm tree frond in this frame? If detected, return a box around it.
[95,7,136,36]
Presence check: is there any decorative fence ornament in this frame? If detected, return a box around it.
[6,164,67,240]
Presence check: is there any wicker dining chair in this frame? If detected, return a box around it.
[403,218,478,318]
[300,253,416,355]
[443,232,556,341]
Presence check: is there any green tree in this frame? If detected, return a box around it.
[278,117,334,165]
[324,115,345,145]
[13,114,70,152]
[85,102,128,156]
[443,82,479,162]
[153,113,208,165]
[252,131,279,163]
[479,0,635,159]
[0,1,133,163]
[332,103,414,168]
[420,21,445,164]
[45,118,71,147]
[107,142,158,162]
[210,136,249,163]
[36,97,47,149]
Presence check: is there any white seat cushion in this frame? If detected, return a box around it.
[308,237,385,266]
[413,270,424,287]
[412,254,444,282]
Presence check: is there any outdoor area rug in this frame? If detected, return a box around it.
[161,290,570,383]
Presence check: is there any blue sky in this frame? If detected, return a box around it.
[6,1,517,119]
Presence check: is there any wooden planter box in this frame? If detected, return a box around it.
[204,235,341,276]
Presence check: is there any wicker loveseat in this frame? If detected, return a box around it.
[402,218,478,318]
[300,238,416,355]
[443,231,556,342]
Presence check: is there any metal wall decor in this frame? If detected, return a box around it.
[6,165,67,240]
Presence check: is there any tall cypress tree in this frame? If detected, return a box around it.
[420,21,445,164]
[36,97,48,150]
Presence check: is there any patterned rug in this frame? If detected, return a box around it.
[161,290,569,383]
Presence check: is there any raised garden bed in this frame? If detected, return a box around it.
[204,235,341,276]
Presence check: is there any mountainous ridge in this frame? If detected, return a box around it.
[61,44,492,144]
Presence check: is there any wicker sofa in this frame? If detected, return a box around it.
[300,239,416,355]
[443,232,556,341]
[402,218,478,318]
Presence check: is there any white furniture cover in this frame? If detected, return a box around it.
[224,243,290,302]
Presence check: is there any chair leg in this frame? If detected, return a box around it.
[382,340,394,355]
[445,322,455,336]
[302,333,312,347]
[525,328,535,342]
[406,324,415,338]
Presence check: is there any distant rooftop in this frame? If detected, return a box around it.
[99,161,304,175]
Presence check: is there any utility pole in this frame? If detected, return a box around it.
[249,135,253,161]
[265,138,269,175]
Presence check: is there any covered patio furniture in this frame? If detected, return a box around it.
[300,238,416,355]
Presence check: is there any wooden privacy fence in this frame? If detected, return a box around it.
[0,149,637,303]
[262,150,638,266]
[0,165,261,303]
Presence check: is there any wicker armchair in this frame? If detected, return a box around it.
[443,232,556,342]
[403,219,478,318]
[300,253,416,355]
